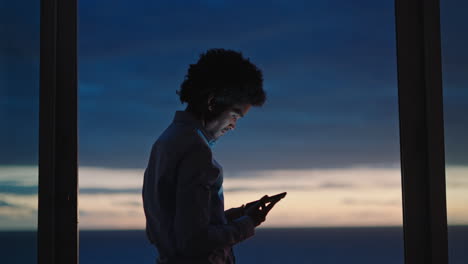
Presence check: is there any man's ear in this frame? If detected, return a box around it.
[207,95,215,111]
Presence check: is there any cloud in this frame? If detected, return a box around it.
[77,180,357,194]
[225,185,310,193]
[342,198,400,207]
[79,209,122,217]
[80,187,141,194]
[113,200,142,207]
[0,182,37,195]
[318,182,355,189]
[224,179,360,193]
[0,200,17,208]
[446,182,468,189]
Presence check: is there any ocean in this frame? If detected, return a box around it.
[1,227,467,264]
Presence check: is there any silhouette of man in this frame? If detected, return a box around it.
[142,49,279,264]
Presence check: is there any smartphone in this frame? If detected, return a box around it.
[268,192,287,202]
[245,192,287,208]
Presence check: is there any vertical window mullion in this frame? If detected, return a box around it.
[38,0,78,263]
[394,0,449,263]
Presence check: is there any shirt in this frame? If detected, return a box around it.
[142,111,255,264]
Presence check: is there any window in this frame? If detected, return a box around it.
[78,1,403,263]
[38,0,451,263]
[0,1,40,263]
[441,1,468,263]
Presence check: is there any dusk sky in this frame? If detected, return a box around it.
[1,0,467,230]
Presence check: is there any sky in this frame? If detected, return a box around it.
[1,0,467,230]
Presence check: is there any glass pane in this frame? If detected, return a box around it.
[441,1,468,263]
[79,1,403,263]
[0,1,40,263]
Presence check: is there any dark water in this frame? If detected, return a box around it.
[1,227,467,264]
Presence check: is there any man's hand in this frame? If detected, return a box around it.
[245,195,279,227]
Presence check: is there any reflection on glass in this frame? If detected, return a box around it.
[0,1,40,263]
[79,1,403,263]
[441,1,468,264]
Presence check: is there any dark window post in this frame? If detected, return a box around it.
[38,0,78,263]
[395,0,448,263]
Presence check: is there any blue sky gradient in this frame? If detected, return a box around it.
[2,0,467,172]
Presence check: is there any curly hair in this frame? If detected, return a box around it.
[177,49,266,115]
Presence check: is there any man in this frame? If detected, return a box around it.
[142,49,280,264]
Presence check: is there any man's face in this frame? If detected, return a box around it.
[204,104,252,140]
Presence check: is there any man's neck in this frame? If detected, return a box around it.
[184,106,206,128]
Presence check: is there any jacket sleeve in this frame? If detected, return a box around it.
[174,143,255,256]
[225,206,246,222]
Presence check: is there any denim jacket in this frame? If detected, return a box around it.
[142,111,255,264]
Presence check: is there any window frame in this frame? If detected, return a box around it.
[395,0,449,263]
[37,0,449,263]
[38,0,78,263]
